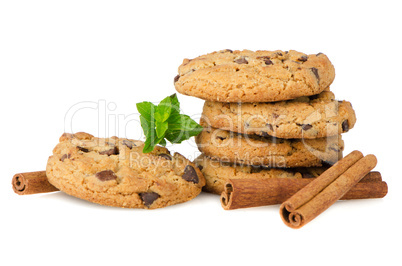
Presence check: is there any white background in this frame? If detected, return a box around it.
[1,1,401,265]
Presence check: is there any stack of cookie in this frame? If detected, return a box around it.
[174,49,356,194]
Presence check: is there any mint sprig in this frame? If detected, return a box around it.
[136,94,203,153]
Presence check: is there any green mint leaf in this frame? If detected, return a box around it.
[165,114,203,143]
[166,113,183,131]
[142,127,165,153]
[155,95,172,122]
[142,137,154,153]
[136,101,156,122]
[185,124,204,136]
[159,138,167,147]
[140,115,152,137]
[155,120,168,138]
[164,130,184,143]
[169,94,180,117]
[178,114,203,132]
[136,94,202,153]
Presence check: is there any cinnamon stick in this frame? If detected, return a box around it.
[221,171,387,210]
[12,171,59,195]
[279,151,377,229]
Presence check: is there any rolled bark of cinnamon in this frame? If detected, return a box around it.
[221,171,387,210]
[280,151,377,229]
[12,171,59,195]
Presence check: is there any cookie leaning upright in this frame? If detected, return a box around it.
[46,132,205,209]
[174,49,335,102]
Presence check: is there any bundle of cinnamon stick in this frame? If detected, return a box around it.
[221,150,387,228]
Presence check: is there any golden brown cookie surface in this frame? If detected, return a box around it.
[196,125,344,168]
[46,132,205,209]
[201,91,356,139]
[174,49,335,102]
[194,154,326,195]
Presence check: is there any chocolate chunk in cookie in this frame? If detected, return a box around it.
[302,124,313,131]
[122,140,135,149]
[77,146,89,153]
[342,120,349,132]
[257,56,273,65]
[182,165,199,183]
[60,154,71,162]
[99,147,119,156]
[158,153,172,160]
[298,55,308,62]
[311,67,320,83]
[234,57,248,64]
[139,192,160,207]
[95,170,117,182]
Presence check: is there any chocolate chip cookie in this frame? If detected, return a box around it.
[194,154,327,195]
[201,91,356,139]
[195,124,344,168]
[46,132,205,209]
[174,49,335,102]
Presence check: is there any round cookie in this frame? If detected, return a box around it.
[201,91,356,139]
[194,154,327,195]
[195,125,344,168]
[46,132,205,209]
[174,49,335,102]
